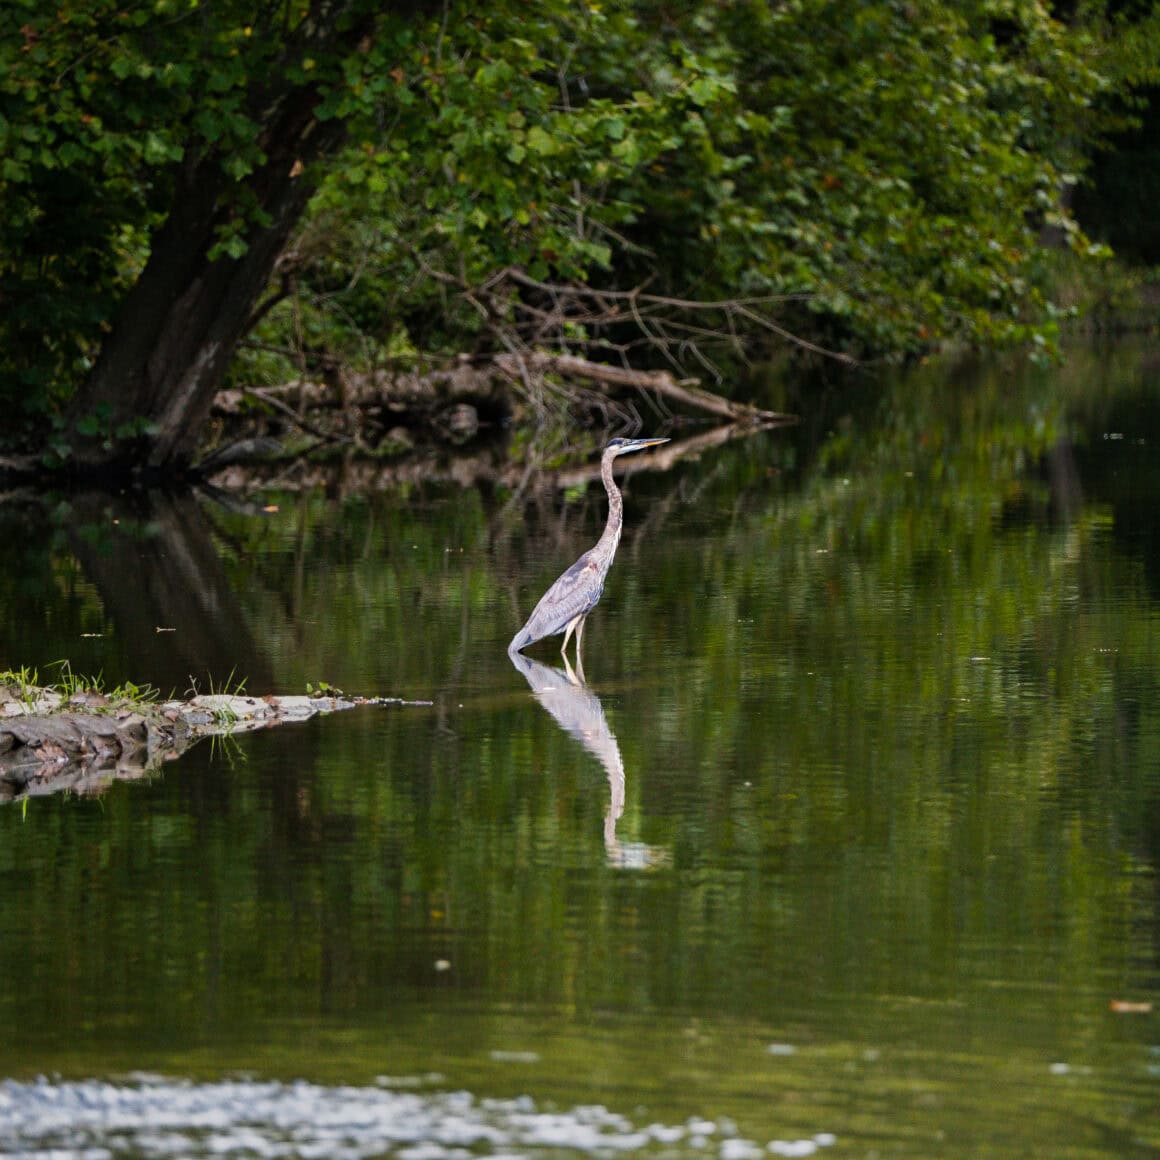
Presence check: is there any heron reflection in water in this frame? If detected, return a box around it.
[508,436,669,678]
[508,651,668,869]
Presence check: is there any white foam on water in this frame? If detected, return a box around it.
[0,1077,838,1159]
[720,1139,765,1160]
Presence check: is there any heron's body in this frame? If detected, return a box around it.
[509,437,668,670]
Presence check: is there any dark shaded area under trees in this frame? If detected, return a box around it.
[1077,84,1160,266]
[1,0,1159,482]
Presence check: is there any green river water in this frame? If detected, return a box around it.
[0,346,1157,1157]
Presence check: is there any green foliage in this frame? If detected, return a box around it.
[0,1,240,417]
[630,0,1102,352]
[3,0,1159,442]
[0,659,158,712]
[243,3,691,373]
[0,665,42,709]
[305,680,345,697]
[30,659,156,707]
[246,0,1160,388]
[0,0,406,430]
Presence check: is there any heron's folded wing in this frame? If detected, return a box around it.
[516,553,605,646]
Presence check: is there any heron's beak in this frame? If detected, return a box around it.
[624,437,670,453]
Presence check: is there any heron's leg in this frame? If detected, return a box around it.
[573,615,588,683]
[561,614,580,657]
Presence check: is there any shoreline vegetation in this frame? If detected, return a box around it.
[1,397,794,496]
[3,2,1157,479]
[1,261,1152,494]
[1,246,1154,492]
[0,358,794,487]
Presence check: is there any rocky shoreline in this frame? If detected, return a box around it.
[0,686,429,803]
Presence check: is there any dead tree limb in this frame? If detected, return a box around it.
[219,350,791,427]
[492,352,790,423]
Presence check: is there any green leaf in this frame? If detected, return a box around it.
[526,125,556,156]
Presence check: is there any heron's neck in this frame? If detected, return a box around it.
[595,450,624,564]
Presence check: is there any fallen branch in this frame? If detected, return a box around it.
[242,385,346,443]
[492,352,790,423]
[218,349,790,428]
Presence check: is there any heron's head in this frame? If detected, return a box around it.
[605,436,670,458]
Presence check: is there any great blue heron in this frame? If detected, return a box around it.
[508,436,669,669]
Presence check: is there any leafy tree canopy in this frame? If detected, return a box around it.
[1,0,1157,459]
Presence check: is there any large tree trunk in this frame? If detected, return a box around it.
[59,0,464,478]
[66,87,348,476]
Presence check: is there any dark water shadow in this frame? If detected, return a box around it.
[60,490,274,695]
[508,651,667,869]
